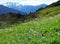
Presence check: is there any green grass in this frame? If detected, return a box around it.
[0,6,60,44]
[37,6,60,17]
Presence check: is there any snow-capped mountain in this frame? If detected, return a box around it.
[3,2,48,14]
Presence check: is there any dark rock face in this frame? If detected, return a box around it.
[30,13,38,18]
[47,0,60,7]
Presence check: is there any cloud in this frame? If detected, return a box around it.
[19,1,42,6]
[0,0,58,5]
[14,0,58,5]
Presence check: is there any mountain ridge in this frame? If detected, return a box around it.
[0,5,21,14]
[47,0,60,7]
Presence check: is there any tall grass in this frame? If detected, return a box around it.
[0,6,60,44]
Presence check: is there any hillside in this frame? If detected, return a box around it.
[0,5,60,44]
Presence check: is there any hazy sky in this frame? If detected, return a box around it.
[0,0,58,5]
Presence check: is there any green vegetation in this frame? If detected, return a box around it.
[37,6,60,17]
[0,6,60,44]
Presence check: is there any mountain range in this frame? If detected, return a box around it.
[0,2,47,15]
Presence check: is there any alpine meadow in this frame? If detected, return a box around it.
[0,0,60,44]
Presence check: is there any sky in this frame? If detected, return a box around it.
[0,0,58,5]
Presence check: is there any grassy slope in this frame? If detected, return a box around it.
[0,6,60,44]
